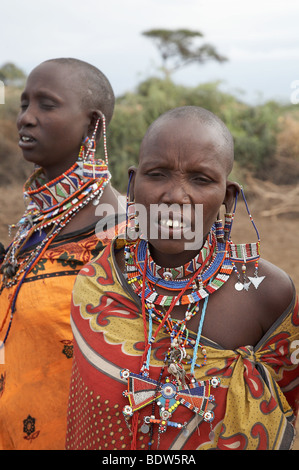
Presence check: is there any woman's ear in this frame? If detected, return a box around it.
[87,111,104,142]
[223,181,241,213]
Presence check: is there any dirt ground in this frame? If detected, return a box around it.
[0,182,298,449]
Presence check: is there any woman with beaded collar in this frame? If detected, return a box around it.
[0,58,125,449]
[66,106,298,450]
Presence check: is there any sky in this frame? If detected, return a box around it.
[1,0,299,104]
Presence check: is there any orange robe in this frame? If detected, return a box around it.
[0,220,124,449]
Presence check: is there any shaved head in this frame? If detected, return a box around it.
[42,58,115,125]
[140,106,234,176]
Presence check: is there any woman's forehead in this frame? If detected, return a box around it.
[139,116,233,175]
[26,62,83,96]
[141,118,226,157]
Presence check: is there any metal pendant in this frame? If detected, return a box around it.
[248,275,265,289]
[235,281,243,291]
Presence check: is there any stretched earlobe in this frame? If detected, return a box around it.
[127,167,137,202]
[224,181,241,213]
[126,167,138,240]
[88,112,103,139]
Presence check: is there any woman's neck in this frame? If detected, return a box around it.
[148,245,203,268]
[42,163,76,182]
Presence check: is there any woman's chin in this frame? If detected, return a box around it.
[148,239,201,266]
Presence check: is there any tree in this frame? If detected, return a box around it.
[142,28,228,78]
[0,62,26,86]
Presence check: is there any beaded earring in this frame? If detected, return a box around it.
[80,111,109,179]
[214,217,224,240]
[214,212,234,242]
[224,212,233,241]
[228,187,265,291]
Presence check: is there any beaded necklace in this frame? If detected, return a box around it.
[124,230,233,306]
[148,247,207,280]
[0,159,111,345]
[24,161,86,211]
[121,226,231,448]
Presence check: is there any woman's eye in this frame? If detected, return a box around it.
[192,175,212,184]
[147,170,167,177]
[20,100,56,111]
[40,101,56,109]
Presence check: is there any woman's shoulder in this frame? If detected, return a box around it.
[256,258,296,326]
[258,258,294,298]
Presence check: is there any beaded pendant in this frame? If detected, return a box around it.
[120,369,220,435]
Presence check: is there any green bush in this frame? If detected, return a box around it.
[2,78,298,193]
[107,78,292,192]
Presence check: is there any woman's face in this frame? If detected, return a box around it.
[16,61,91,180]
[132,116,235,266]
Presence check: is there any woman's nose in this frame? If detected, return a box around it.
[161,180,191,205]
[17,104,38,128]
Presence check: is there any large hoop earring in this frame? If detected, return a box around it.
[228,187,264,291]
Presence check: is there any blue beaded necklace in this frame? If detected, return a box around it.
[124,226,233,306]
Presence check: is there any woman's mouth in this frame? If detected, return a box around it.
[160,217,187,230]
[19,134,37,149]
[137,206,198,244]
[156,212,192,240]
[140,206,203,250]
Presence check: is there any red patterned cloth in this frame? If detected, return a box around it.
[66,239,299,450]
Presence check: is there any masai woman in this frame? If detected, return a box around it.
[0,58,125,449]
[66,106,298,450]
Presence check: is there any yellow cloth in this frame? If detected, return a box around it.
[66,239,299,450]
[0,221,124,449]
